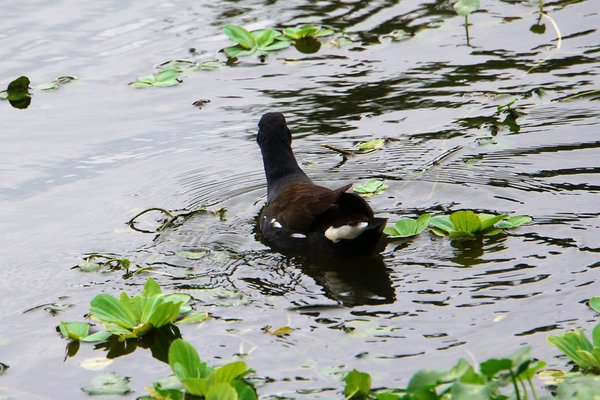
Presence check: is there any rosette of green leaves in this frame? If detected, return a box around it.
[385,214,431,239]
[547,297,600,372]
[353,179,387,197]
[89,278,192,339]
[223,24,290,58]
[168,339,256,399]
[130,69,180,88]
[281,24,334,40]
[430,210,528,241]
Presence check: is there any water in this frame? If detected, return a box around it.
[1,0,599,398]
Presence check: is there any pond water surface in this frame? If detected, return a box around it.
[1,0,599,398]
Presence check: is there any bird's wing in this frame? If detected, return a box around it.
[270,183,352,232]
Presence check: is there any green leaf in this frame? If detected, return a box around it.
[182,378,210,396]
[407,368,447,392]
[449,382,495,400]
[315,28,334,37]
[223,24,255,49]
[59,321,90,340]
[495,215,532,229]
[177,312,210,324]
[130,81,153,89]
[453,0,480,17]
[357,138,385,150]
[206,382,238,400]
[81,330,113,343]
[353,179,387,196]
[153,79,180,87]
[253,29,278,48]
[7,76,30,92]
[223,46,257,58]
[590,297,600,314]
[548,329,596,369]
[450,210,481,233]
[169,339,208,382]
[143,278,163,297]
[344,369,371,398]
[429,215,455,234]
[82,372,131,395]
[554,375,600,400]
[260,40,291,52]
[211,361,250,384]
[477,213,507,231]
[479,358,513,379]
[90,293,137,329]
[156,69,179,82]
[230,381,257,400]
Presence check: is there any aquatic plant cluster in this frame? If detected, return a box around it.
[56,278,600,398]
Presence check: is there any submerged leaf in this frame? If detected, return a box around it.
[82,372,131,395]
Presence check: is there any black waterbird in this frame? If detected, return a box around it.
[256,112,387,257]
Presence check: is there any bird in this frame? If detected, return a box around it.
[256,112,387,257]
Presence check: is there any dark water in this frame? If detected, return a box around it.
[1,0,599,398]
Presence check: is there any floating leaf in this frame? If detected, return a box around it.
[2,76,31,109]
[177,312,210,325]
[344,369,371,399]
[59,322,91,340]
[453,0,480,17]
[80,357,114,371]
[262,325,294,336]
[196,60,227,71]
[282,24,334,40]
[357,138,385,150]
[176,250,207,260]
[353,179,387,196]
[82,372,131,395]
[495,215,532,229]
[386,214,431,238]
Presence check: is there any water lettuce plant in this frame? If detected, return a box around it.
[223,24,290,58]
[547,297,600,372]
[59,278,205,343]
[130,69,180,88]
[281,24,334,40]
[0,76,32,109]
[343,346,545,399]
[353,179,387,197]
[87,278,195,340]
[164,338,256,399]
[429,210,531,241]
[385,214,431,238]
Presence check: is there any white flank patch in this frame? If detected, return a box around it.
[290,233,307,239]
[324,222,369,243]
[270,218,282,228]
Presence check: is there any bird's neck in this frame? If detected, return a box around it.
[261,142,309,202]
